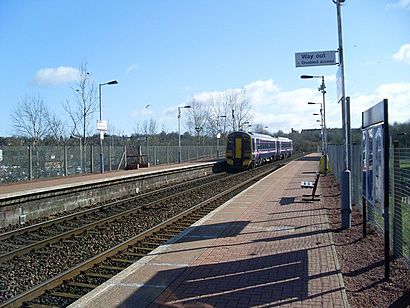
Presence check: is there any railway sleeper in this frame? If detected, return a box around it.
[148,236,171,242]
[141,241,163,246]
[87,230,99,234]
[162,227,184,233]
[14,237,37,244]
[84,272,113,279]
[0,241,21,248]
[99,265,126,271]
[26,233,49,240]
[48,291,82,300]
[123,252,145,258]
[36,249,51,255]
[62,239,76,244]
[67,281,99,289]
[110,258,135,264]
[58,224,75,230]
[136,246,155,252]
[24,303,57,308]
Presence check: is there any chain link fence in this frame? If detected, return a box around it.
[328,142,410,265]
[0,144,222,183]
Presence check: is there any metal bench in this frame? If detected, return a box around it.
[301,172,320,201]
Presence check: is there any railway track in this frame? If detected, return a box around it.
[0,173,226,263]
[0,159,293,307]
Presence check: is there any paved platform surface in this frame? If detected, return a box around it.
[0,161,214,198]
[70,154,348,308]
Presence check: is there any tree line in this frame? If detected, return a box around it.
[7,60,410,152]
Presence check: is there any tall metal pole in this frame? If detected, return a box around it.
[321,76,328,175]
[98,80,118,173]
[177,105,191,163]
[99,84,104,173]
[178,107,182,163]
[335,0,351,229]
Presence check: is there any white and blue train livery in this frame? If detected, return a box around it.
[226,131,293,170]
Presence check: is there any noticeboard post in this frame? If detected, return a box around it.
[361,98,390,281]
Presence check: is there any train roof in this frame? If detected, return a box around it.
[228,131,276,141]
[277,136,292,142]
[248,132,277,141]
[228,131,292,142]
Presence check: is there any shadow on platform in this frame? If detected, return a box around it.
[117,248,344,307]
[297,156,320,162]
[119,250,310,307]
[175,221,249,243]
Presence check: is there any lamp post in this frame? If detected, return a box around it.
[98,80,118,173]
[216,115,226,159]
[302,75,328,175]
[145,104,151,162]
[309,103,324,153]
[195,126,203,161]
[178,105,191,163]
[70,135,82,174]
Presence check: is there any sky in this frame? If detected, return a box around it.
[0,0,409,137]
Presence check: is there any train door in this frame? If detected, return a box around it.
[235,137,242,159]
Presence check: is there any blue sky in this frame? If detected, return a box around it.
[0,0,409,137]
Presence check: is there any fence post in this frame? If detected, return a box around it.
[64,143,68,176]
[28,145,33,180]
[90,145,94,173]
[392,141,403,257]
[124,145,127,169]
[109,143,112,172]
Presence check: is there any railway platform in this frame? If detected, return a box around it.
[0,161,221,228]
[70,154,349,308]
[0,161,216,197]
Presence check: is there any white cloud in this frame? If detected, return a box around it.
[244,79,280,105]
[34,66,78,86]
[158,79,410,135]
[350,82,410,127]
[127,63,139,74]
[392,43,410,64]
[388,0,410,9]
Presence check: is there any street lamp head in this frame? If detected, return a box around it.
[313,113,320,116]
[184,105,191,109]
[301,75,314,79]
[107,80,118,85]
[307,102,317,105]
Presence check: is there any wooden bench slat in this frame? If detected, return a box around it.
[300,172,320,201]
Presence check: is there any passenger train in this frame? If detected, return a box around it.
[226,131,293,170]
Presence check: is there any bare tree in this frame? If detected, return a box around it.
[63,61,98,140]
[224,88,253,131]
[148,118,158,135]
[62,61,98,172]
[186,97,208,136]
[11,95,51,144]
[46,113,66,142]
[133,119,143,136]
[206,94,229,137]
